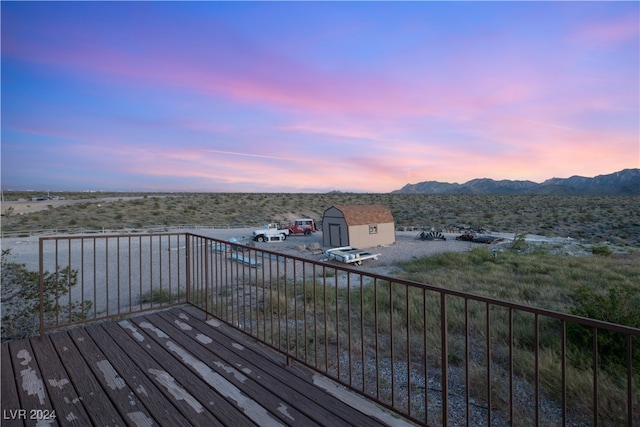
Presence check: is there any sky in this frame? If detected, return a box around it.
[1,2,638,193]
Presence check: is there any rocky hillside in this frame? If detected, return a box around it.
[393,169,639,195]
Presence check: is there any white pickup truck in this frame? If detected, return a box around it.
[252,223,290,242]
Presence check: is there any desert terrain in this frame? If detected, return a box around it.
[2,192,639,247]
[4,191,627,275]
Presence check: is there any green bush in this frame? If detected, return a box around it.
[138,288,185,304]
[510,233,528,251]
[1,249,92,342]
[591,244,612,256]
[568,285,640,369]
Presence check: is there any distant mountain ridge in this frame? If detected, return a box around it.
[392,169,640,195]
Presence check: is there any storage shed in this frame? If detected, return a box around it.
[322,205,395,249]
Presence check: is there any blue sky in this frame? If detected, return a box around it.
[2,1,638,192]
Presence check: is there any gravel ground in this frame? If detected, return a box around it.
[180,228,490,274]
[0,224,588,272]
[0,228,593,340]
[1,228,580,324]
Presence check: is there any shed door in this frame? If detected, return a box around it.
[328,223,343,247]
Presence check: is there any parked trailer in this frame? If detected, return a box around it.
[323,246,381,265]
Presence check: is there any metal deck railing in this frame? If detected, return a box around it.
[39,233,639,426]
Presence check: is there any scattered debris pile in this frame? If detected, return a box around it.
[455,232,505,244]
[416,229,447,241]
[444,224,488,234]
[396,225,422,232]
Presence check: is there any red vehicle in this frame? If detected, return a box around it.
[286,219,317,236]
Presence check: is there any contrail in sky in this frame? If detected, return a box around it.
[203,149,301,162]
[513,117,583,132]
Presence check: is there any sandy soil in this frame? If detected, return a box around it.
[2,196,146,215]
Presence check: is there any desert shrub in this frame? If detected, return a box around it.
[137,288,185,304]
[591,244,612,256]
[1,249,92,342]
[468,247,493,264]
[568,285,640,369]
[511,232,528,251]
[318,268,336,278]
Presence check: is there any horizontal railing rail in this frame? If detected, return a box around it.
[5,223,262,238]
[39,233,639,426]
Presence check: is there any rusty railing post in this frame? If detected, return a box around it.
[441,292,448,427]
[185,233,191,305]
[39,237,45,338]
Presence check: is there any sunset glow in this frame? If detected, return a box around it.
[2,2,638,192]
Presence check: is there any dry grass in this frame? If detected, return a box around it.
[2,192,639,246]
[245,249,639,425]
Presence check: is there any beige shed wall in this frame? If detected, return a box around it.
[347,223,395,249]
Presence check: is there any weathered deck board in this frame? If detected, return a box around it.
[85,324,213,426]
[68,326,168,426]
[160,308,391,427]
[48,331,126,426]
[7,338,59,427]
[104,319,255,426]
[132,312,317,426]
[28,334,92,426]
[162,308,382,426]
[2,306,416,427]
[1,343,23,427]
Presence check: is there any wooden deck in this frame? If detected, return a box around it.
[2,306,416,426]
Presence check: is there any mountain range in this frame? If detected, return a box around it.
[392,169,640,195]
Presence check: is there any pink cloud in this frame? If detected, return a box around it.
[10,16,610,138]
[3,27,446,120]
[567,11,639,49]
[279,122,390,144]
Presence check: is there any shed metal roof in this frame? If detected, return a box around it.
[329,204,394,226]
